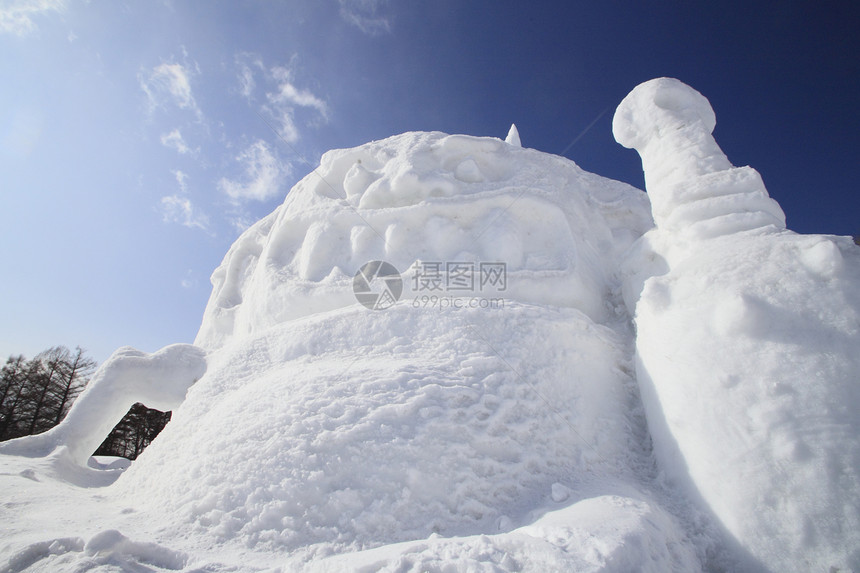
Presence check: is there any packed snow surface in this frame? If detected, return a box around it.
[1,78,858,572]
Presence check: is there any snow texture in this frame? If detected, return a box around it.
[193,129,650,350]
[1,78,858,573]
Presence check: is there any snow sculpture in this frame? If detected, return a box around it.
[0,344,206,465]
[1,79,857,573]
[112,131,704,569]
[616,78,860,572]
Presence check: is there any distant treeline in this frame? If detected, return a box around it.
[0,346,170,460]
[93,403,172,460]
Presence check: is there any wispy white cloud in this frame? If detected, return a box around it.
[160,195,209,230]
[0,0,65,36]
[239,65,255,100]
[172,169,189,192]
[180,269,198,289]
[338,0,391,36]
[218,140,288,202]
[227,210,255,234]
[264,65,328,143]
[160,170,209,230]
[160,128,193,154]
[235,55,328,143]
[140,61,202,120]
[269,67,327,115]
[236,56,262,101]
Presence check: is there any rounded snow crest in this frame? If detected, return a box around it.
[613,77,717,150]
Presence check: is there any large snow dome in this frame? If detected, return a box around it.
[192,129,652,350]
[1,78,858,573]
[115,127,681,565]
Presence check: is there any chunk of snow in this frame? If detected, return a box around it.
[504,123,521,146]
[122,303,653,555]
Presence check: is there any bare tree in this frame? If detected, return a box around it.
[51,347,96,426]
[0,356,29,440]
[0,347,95,440]
[26,347,70,436]
[2,347,171,461]
[94,403,172,460]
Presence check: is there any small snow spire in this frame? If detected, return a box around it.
[505,123,521,147]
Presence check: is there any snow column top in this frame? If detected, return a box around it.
[613,77,785,239]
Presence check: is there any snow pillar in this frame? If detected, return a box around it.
[613,77,785,241]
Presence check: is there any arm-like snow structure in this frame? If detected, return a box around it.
[0,344,207,466]
[617,78,860,572]
[613,77,785,240]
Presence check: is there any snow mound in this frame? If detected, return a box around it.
[631,232,860,571]
[108,128,688,566]
[121,302,671,558]
[311,494,699,573]
[3,531,186,573]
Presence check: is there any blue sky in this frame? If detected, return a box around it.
[1,0,857,363]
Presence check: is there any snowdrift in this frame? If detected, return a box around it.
[1,78,857,573]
